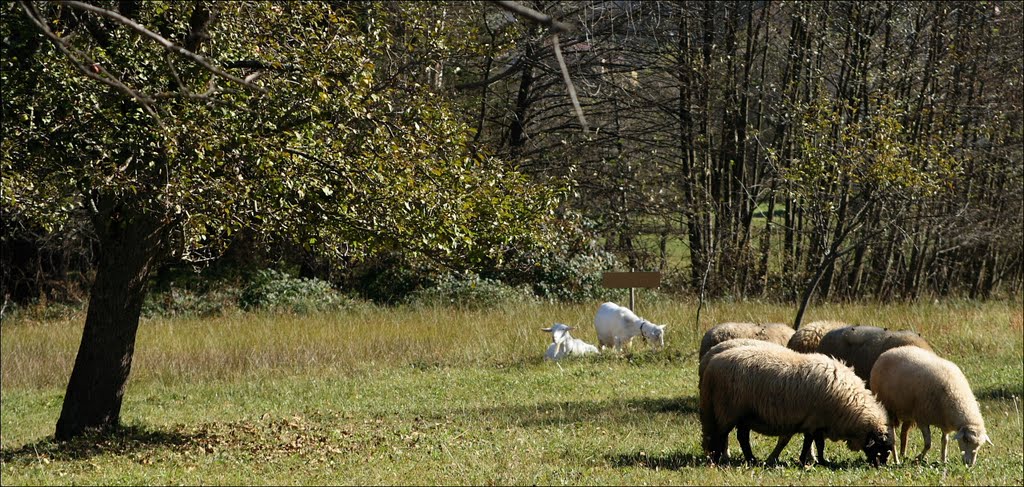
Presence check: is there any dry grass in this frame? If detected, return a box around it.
[1,298,1022,485]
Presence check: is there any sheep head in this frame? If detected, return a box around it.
[953,426,992,467]
[860,430,893,467]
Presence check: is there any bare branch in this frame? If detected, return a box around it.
[492,1,574,33]
[550,34,588,133]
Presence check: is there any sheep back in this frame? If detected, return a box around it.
[700,345,891,463]
[788,320,848,353]
[698,322,795,359]
[697,338,785,385]
[817,325,933,384]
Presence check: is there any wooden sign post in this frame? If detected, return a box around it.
[601,270,662,312]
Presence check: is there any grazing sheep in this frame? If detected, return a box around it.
[870,346,993,466]
[788,320,848,353]
[593,302,666,351]
[698,321,795,359]
[698,339,796,462]
[816,325,933,386]
[700,344,893,467]
[541,323,599,361]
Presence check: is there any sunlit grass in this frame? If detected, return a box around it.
[2,299,1021,485]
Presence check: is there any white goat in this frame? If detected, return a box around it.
[593,301,666,351]
[541,323,599,361]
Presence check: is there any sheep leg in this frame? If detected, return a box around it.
[940,431,949,463]
[797,432,823,466]
[917,425,931,463]
[814,431,826,464]
[736,426,758,465]
[888,424,900,465]
[766,434,792,465]
[703,432,729,465]
[899,421,912,462]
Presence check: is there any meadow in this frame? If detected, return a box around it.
[2,298,1022,485]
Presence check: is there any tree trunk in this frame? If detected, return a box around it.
[55,204,168,440]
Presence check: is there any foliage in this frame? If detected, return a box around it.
[140,285,241,318]
[481,214,619,303]
[1,0,557,276]
[237,269,360,314]
[403,271,538,310]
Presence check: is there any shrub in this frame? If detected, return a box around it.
[239,269,360,314]
[403,272,538,310]
[141,286,241,318]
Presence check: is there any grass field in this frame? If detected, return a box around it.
[2,298,1022,485]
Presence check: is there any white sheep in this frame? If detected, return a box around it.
[817,324,934,386]
[787,320,848,353]
[541,323,599,361]
[700,343,893,466]
[593,301,666,351]
[698,321,795,359]
[870,345,993,466]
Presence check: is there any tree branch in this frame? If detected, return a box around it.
[492,1,574,33]
[17,1,166,129]
[58,0,267,94]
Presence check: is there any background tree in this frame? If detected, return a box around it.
[1,0,557,440]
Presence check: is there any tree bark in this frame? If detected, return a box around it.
[55,201,169,440]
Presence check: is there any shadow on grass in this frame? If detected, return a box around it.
[471,395,699,428]
[607,450,878,472]
[0,424,198,465]
[976,385,1023,400]
[607,450,707,470]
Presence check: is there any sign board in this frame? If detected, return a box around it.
[601,271,662,312]
[601,272,662,289]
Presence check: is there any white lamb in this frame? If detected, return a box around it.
[594,301,666,351]
[541,323,599,361]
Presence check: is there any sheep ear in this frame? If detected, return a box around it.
[541,327,553,332]
[952,429,964,441]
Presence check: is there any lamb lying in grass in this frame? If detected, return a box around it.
[541,323,599,361]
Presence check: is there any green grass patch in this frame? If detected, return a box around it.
[2,300,1022,485]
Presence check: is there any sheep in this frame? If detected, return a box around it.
[698,321,795,359]
[541,323,599,361]
[870,345,993,466]
[698,339,795,463]
[816,324,934,386]
[593,301,666,351]
[700,344,893,467]
[787,320,848,353]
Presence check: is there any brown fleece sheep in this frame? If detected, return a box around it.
[698,339,801,463]
[700,344,893,467]
[788,320,848,353]
[816,324,933,386]
[698,322,795,359]
[871,346,992,466]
